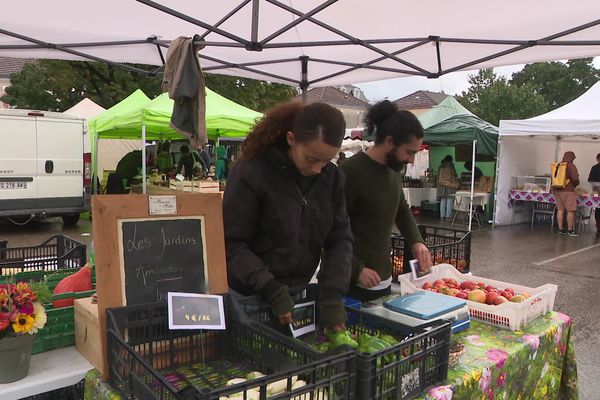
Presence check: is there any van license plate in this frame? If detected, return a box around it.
[0,182,27,190]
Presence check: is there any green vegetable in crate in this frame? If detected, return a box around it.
[325,330,358,348]
[357,333,396,366]
[357,333,390,353]
[378,333,399,346]
[52,264,93,308]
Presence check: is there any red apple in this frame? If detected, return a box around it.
[446,288,460,297]
[455,291,468,299]
[499,290,512,299]
[485,292,499,305]
[422,282,433,290]
[468,289,487,303]
[493,296,508,305]
[505,288,515,296]
[433,280,446,287]
[485,285,497,292]
[477,282,487,290]
[446,278,458,286]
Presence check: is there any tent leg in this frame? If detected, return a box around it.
[142,125,147,194]
[492,137,502,228]
[93,132,99,195]
[468,139,477,231]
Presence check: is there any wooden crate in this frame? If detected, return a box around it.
[169,179,220,193]
[75,297,103,372]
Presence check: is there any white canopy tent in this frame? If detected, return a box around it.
[1,1,600,91]
[495,82,600,225]
[63,98,143,182]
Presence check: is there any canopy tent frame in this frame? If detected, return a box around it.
[2,1,600,93]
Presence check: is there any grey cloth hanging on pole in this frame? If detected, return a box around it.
[162,35,207,147]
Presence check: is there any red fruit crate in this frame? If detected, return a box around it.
[391,225,471,280]
[399,264,558,331]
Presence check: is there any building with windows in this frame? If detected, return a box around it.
[294,85,369,129]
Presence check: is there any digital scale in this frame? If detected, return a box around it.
[360,291,471,334]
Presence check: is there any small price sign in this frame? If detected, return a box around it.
[168,292,225,330]
[288,301,316,338]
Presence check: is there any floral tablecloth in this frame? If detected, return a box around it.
[422,311,578,400]
[83,312,577,400]
[509,190,600,208]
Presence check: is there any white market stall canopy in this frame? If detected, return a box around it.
[495,82,600,225]
[2,1,600,87]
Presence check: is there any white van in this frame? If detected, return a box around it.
[0,109,91,225]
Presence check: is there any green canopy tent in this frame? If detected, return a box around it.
[92,88,262,141]
[422,102,499,230]
[418,97,473,130]
[90,88,262,193]
[89,89,151,191]
[424,113,499,156]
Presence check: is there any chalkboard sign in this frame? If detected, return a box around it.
[119,217,207,305]
[168,292,225,330]
[92,193,228,378]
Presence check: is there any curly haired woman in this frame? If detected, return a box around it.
[223,101,352,332]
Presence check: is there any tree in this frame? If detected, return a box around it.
[1,60,295,112]
[457,69,548,126]
[510,58,600,109]
[204,74,296,112]
[1,60,163,111]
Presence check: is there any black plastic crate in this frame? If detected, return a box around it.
[0,235,86,275]
[106,295,356,400]
[391,225,471,279]
[234,287,452,400]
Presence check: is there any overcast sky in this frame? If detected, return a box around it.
[355,58,600,103]
[354,65,524,103]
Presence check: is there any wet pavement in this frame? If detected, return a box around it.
[0,215,598,399]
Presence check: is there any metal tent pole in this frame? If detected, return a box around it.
[142,125,147,194]
[468,139,477,231]
[300,56,309,103]
[93,131,99,195]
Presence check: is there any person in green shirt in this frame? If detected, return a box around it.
[340,100,432,301]
[155,141,174,173]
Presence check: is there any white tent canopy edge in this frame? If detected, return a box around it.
[1,0,600,89]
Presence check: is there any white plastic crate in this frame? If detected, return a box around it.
[399,264,558,331]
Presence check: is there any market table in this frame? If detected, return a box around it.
[509,190,600,208]
[83,311,577,400]
[403,187,438,208]
[421,311,577,400]
[0,346,92,400]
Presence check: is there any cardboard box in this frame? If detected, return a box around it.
[75,297,103,372]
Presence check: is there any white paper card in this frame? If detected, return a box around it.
[149,195,177,215]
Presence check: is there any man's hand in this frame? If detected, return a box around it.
[411,242,432,273]
[277,312,293,325]
[358,267,381,288]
